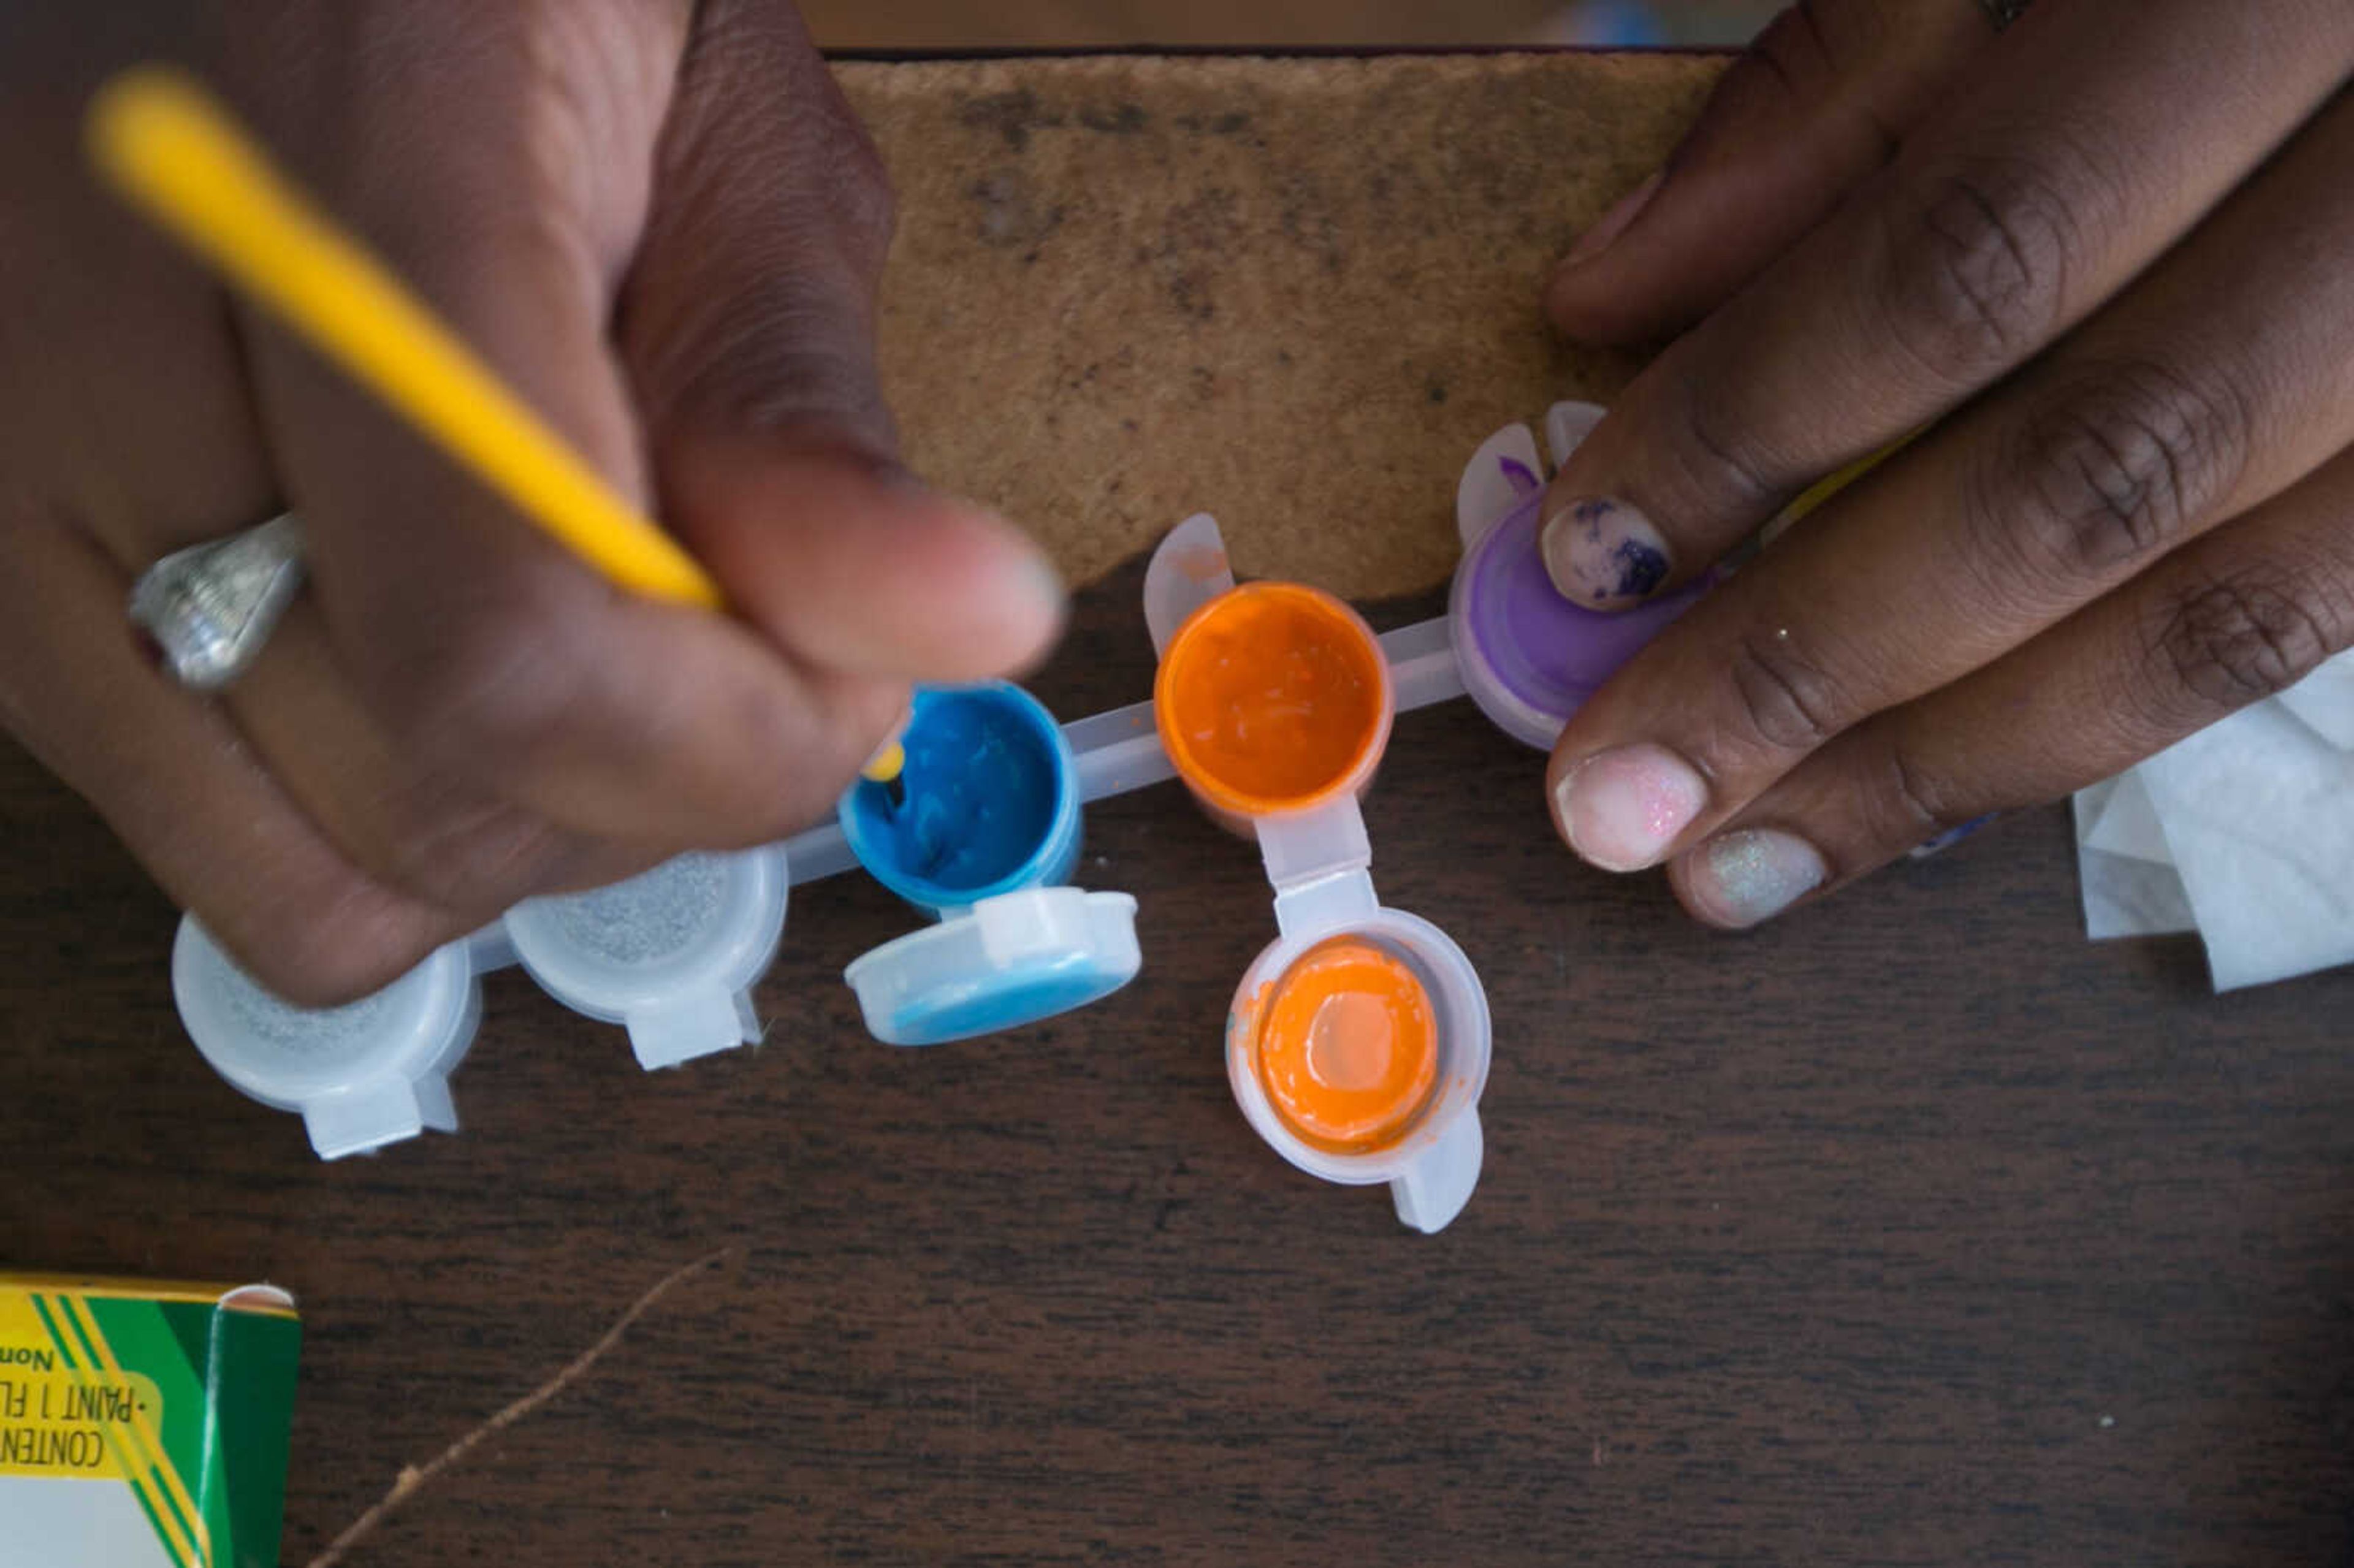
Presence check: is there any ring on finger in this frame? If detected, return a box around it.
[128,511,307,692]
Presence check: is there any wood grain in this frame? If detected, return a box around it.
[4,53,2353,1568]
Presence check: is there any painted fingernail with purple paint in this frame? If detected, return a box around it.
[1551,743,1708,872]
[1680,829,1827,928]
[1540,497,1672,610]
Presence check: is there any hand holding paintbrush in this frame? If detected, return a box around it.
[0,13,1059,1006]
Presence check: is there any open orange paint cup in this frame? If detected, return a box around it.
[1153,581,1395,836]
[1225,906,1490,1231]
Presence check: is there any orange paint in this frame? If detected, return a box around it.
[1155,582,1393,822]
[1250,936,1438,1152]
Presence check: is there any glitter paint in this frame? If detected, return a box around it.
[221,961,399,1060]
[1553,744,1708,872]
[842,683,1078,910]
[552,854,728,965]
[1249,936,1438,1153]
[1694,828,1827,926]
[1154,582,1392,821]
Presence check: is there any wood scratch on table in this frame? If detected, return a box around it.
[303,1247,737,1568]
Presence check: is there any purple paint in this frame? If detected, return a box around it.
[1457,490,1712,731]
[1496,454,1543,497]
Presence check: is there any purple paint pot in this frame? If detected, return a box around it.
[1447,489,1713,750]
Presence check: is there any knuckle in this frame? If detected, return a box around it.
[1671,365,1789,514]
[1725,625,1849,755]
[1873,736,1967,842]
[688,329,894,447]
[1878,158,2081,383]
[1742,2,1843,100]
[2148,567,2347,712]
[1982,360,2250,580]
[628,242,891,446]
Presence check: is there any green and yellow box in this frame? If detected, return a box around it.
[0,1276,300,1568]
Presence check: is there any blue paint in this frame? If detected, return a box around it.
[885,954,1133,1046]
[840,682,1080,913]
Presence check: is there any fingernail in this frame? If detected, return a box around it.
[1682,828,1829,928]
[1561,171,1662,269]
[1540,497,1673,607]
[1552,744,1709,872]
[1907,813,1997,861]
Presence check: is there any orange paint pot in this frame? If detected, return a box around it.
[1154,582,1395,835]
[1222,902,1491,1229]
[1247,935,1438,1154]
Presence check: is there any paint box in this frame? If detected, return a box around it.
[839,682,1143,1047]
[1448,402,1713,750]
[0,1274,300,1568]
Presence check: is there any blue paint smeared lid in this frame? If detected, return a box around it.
[844,886,1142,1048]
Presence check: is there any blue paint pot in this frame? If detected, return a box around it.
[837,682,1141,1048]
[840,683,1083,914]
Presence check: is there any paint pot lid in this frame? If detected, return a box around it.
[1453,491,1712,736]
[845,886,1142,1048]
[172,916,484,1159]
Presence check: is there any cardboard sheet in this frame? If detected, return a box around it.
[840,53,1724,597]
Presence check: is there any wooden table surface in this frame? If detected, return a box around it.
[4,551,2352,1566]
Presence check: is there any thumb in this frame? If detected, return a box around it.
[1545,0,1993,344]
[623,0,1065,684]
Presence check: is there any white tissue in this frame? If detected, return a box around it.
[2073,648,2354,990]
[2277,654,2354,750]
[2083,773,2176,866]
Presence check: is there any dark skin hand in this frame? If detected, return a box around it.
[0,1,1064,1004]
[1536,0,2354,927]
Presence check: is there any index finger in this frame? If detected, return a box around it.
[1536,0,2354,611]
